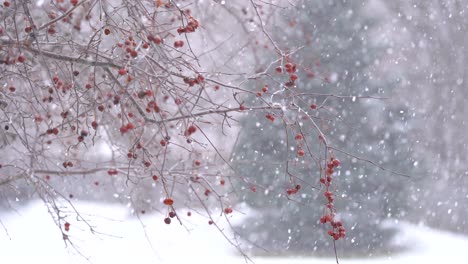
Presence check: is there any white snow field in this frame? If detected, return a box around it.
[1,201,467,264]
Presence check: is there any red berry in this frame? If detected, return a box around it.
[187,212,192,217]
[290,74,298,82]
[194,160,201,166]
[332,159,341,167]
[224,207,233,214]
[64,222,70,231]
[295,134,303,140]
[163,198,174,206]
[310,104,317,109]
[153,37,162,45]
[275,66,282,73]
[177,27,185,34]
[152,175,158,181]
[17,55,26,63]
[118,68,127,75]
[297,149,305,157]
[169,211,176,218]
[184,125,197,136]
[164,217,171,224]
[126,123,135,130]
[47,27,56,35]
[104,28,110,35]
[319,216,327,224]
[119,126,128,134]
[3,1,11,7]
[262,86,268,93]
[220,179,225,185]
[70,0,78,6]
[174,40,184,48]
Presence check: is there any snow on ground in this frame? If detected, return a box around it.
[1,201,467,264]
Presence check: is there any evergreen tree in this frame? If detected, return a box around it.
[232,0,418,256]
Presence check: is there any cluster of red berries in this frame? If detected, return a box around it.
[62,161,73,168]
[286,184,301,195]
[127,142,144,160]
[183,74,204,86]
[127,150,137,159]
[256,85,269,97]
[146,100,160,113]
[177,17,199,34]
[275,61,301,88]
[119,123,135,134]
[119,36,138,54]
[162,198,176,224]
[147,34,162,45]
[50,75,74,94]
[319,157,346,240]
[320,214,345,240]
[265,113,275,122]
[294,133,306,157]
[137,89,153,99]
[46,127,60,135]
[320,158,340,187]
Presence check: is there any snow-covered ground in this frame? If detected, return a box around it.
[1,201,467,264]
